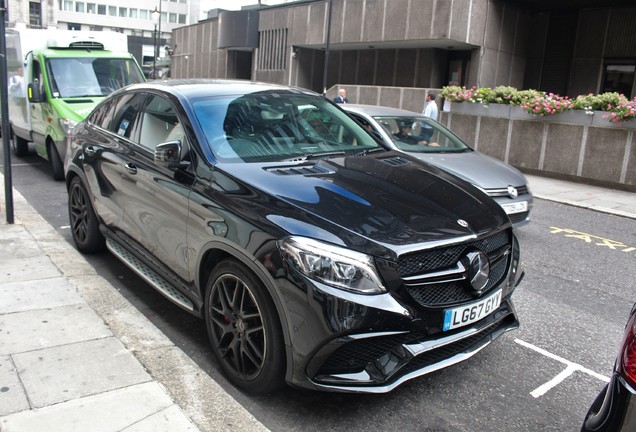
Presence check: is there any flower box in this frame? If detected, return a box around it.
[510,106,593,125]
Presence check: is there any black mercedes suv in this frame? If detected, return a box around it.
[65,80,523,393]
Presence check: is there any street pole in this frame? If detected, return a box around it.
[1,0,14,224]
[153,23,157,78]
[157,1,162,76]
[321,0,333,97]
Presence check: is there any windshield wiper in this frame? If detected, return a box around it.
[352,148,385,157]
[285,151,346,162]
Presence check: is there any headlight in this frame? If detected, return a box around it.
[60,118,78,136]
[278,237,386,294]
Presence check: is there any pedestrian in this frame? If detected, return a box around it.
[419,93,438,142]
[333,88,349,104]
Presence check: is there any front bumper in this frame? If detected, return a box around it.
[490,193,533,227]
[309,299,518,393]
[277,229,523,393]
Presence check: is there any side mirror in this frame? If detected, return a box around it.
[28,83,43,103]
[155,141,189,169]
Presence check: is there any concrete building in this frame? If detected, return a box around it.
[7,0,200,75]
[172,0,636,101]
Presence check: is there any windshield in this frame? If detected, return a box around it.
[192,92,383,163]
[372,115,470,153]
[47,57,145,98]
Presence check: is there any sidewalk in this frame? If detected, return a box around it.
[0,174,269,431]
[0,173,634,432]
[526,174,636,219]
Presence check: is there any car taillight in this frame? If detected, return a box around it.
[617,311,636,389]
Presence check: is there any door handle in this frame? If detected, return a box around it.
[124,163,137,174]
[84,146,97,156]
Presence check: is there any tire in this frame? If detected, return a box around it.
[12,132,29,157]
[68,177,105,253]
[49,143,65,181]
[204,259,285,393]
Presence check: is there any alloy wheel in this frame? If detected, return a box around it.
[69,183,89,243]
[208,274,266,380]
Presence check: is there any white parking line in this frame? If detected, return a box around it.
[514,338,610,398]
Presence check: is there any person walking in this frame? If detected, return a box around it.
[419,93,438,142]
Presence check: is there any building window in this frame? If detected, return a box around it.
[87,3,96,13]
[108,6,116,15]
[119,7,127,17]
[29,2,42,28]
[169,13,177,23]
[90,25,103,31]
[63,0,73,11]
[178,14,186,24]
[140,9,148,20]
[601,63,636,98]
[75,2,85,13]
[258,28,288,71]
[97,4,106,15]
[129,8,138,19]
[68,23,82,30]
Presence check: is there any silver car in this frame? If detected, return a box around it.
[343,104,532,227]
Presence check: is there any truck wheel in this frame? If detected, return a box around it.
[204,259,286,394]
[68,176,105,253]
[12,132,29,157]
[49,143,65,181]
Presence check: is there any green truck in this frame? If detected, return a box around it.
[7,28,145,179]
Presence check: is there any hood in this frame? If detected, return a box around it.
[412,150,527,190]
[218,152,509,259]
[52,97,104,121]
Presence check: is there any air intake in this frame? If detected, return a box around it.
[68,41,104,50]
[267,164,334,176]
[380,156,411,167]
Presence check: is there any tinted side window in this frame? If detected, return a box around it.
[108,93,146,140]
[87,99,112,129]
[137,94,184,151]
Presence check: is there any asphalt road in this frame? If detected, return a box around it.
[2,147,634,431]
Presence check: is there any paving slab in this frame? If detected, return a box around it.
[0,382,183,432]
[0,255,61,284]
[122,405,201,432]
[0,225,42,260]
[0,277,83,314]
[0,355,29,416]
[13,337,150,408]
[0,303,111,355]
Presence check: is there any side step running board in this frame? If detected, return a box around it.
[106,238,194,312]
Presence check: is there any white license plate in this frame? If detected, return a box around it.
[500,201,528,215]
[443,290,502,331]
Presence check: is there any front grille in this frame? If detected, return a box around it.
[485,185,529,197]
[398,229,511,307]
[397,230,510,277]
